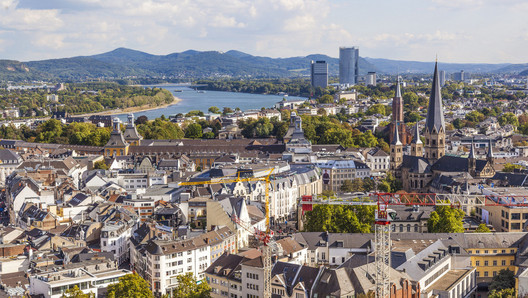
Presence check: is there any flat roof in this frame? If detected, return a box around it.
[426,269,473,293]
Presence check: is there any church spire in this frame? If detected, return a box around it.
[391,121,402,145]
[425,62,445,133]
[411,124,422,144]
[468,139,475,159]
[395,76,402,98]
[487,139,494,159]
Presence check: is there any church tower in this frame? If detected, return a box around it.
[390,122,403,171]
[424,62,446,163]
[410,124,423,157]
[104,118,130,158]
[123,113,143,146]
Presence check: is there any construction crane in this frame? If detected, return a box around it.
[301,192,528,298]
[179,168,275,298]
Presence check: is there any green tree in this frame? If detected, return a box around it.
[427,206,464,233]
[185,123,203,139]
[317,94,334,104]
[341,178,364,192]
[107,273,153,298]
[498,112,519,127]
[171,273,211,298]
[94,160,109,170]
[366,104,386,116]
[488,288,516,298]
[304,205,374,233]
[474,223,491,233]
[490,270,515,292]
[185,110,205,117]
[222,107,233,115]
[61,285,95,298]
[208,106,221,114]
[503,163,523,172]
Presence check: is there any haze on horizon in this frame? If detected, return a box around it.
[1,0,528,64]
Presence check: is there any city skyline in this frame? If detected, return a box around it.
[1,0,528,63]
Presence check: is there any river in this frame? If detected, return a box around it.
[116,85,306,121]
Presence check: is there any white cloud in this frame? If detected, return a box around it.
[210,15,246,28]
[0,1,63,31]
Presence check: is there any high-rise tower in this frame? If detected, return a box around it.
[339,47,359,85]
[390,122,403,171]
[311,60,328,88]
[424,62,446,164]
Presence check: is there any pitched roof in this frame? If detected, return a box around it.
[431,155,488,173]
[425,62,445,132]
[401,155,431,173]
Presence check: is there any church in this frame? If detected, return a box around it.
[390,62,495,192]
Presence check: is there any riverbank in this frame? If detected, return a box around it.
[75,95,182,117]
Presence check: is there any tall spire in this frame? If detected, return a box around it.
[411,124,422,144]
[391,122,402,145]
[395,76,402,98]
[425,62,445,132]
[487,139,494,159]
[468,139,475,159]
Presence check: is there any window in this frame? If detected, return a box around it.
[484,271,488,277]
[502,260,506,266]
[476,261,480,266]
[332,257,335,263]
[512,223,521,230]
[493,271,497,277]
[476,271,480,277]
[484,261,489,266]
[511,260,514,265]
[512,213,521,220]
[484,250,489,254]
[493,260,497,266]
[476,250,480,254]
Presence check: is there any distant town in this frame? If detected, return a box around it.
[1,46,528,298]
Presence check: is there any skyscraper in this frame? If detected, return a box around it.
[339,47,359,85]
[366,72,376,86]
[311,60,328,88]
[439,70,446,86]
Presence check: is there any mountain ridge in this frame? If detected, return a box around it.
[1,48,527,82]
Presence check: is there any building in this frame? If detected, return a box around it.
[104,118,129,157]
[476,187,528,232]
[453,70,465,82]
[123,113,142,146]
[388,79,412,145]
[366,72,376,86]
[316,159,371,193]
[395,63,495,192]
[339,47,359,86]
[311,60,328,88]
[365,147,390,173]
[439,70,446,86]
[29,260,131,298]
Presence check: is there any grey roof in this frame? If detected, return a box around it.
[401,155,431,173]
[0,149,21,162]
[411,124,422,144]
[431,155,488,173]
[491,172,528,187]
[425,62,445,132]
[395,240,451,280]
[293,232,372,251]
[105,128,128,148]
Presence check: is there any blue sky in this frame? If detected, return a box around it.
[1,0,527,63]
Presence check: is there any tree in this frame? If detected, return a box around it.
[488,288,516,298]
[490,270,515,292]
[172,273,211,298]
[498,112,519,127]
[185,123,203,139]
[304,205,374,233]
[208,106,221,114]
[94,160,108,170]
[366,104,386,116]
[222,107,233,115]
[427,206,464,233]
[503,163,523,172]
[341,178,364,192]
[135,115,149,125]
[474,224,491,233]
[107,273,154,298]
[61,286,95,298]
[317,94,334,104]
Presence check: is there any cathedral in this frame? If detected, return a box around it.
[390,62,495,192]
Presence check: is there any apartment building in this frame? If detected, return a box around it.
[315,159,371,192]
[131,227,235,296]
[476,187,528,232]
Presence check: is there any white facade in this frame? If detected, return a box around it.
[100,222,133,265]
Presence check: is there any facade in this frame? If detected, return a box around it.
[339,47,359,86]
[123,113,142,146]
[366,71,376,86]
[316,159,371,192]
[311,60,328,88]
[104,118,129,157]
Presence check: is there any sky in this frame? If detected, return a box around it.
[1,0,528,63]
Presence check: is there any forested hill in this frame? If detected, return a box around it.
[1,48,528,82]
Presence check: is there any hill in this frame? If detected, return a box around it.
[1,48,528,81]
